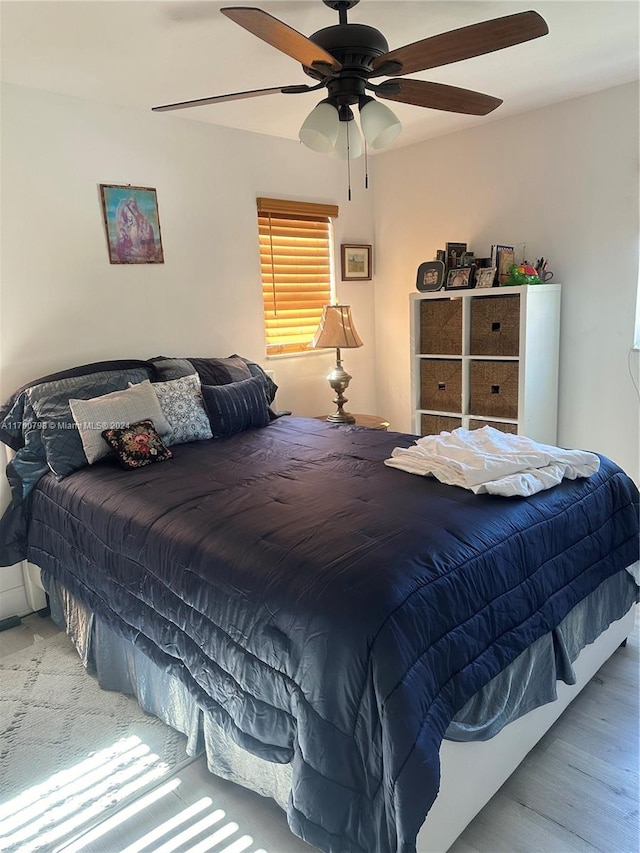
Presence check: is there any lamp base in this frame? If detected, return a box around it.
[326,410,356,425]
[325,353,356,425]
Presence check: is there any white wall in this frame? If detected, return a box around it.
[373,82,640,480]
[2,81,638,480]
[0,82,377,418]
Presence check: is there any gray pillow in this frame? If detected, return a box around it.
[153,374,212,446]
[27,368,150,478]
[149,357,197,381]
[69,380,172,464]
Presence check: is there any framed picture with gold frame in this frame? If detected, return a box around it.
[100,184,164,264]
[341,244,372,281]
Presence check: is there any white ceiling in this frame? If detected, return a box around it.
[1,0,638,151]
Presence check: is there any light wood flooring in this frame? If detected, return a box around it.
[1,610,638,853]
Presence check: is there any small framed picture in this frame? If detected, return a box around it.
[100,184,164,264]
[445,267,474,290]
[341,244,372,280]
[495,244,515,284]
[475,267,497,288]
[416,260,445,292]
[445,242,467,270]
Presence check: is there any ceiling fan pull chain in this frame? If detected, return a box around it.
[364,142,369,190]
[346,120,352,201]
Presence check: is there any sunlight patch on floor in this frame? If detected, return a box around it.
[1,733,277,853]
[0,735,172,853]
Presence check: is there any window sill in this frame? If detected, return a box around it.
[266,349,332,361]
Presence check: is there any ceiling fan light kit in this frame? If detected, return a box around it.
[358,96,403,150]
[153,0,549,173]
[299,100,341,152]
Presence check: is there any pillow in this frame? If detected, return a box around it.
[148,357,197,381]
[0,359,156,451]
[202,376,270,437]
[187,356,253,387]
[102,420,172,469]
[69,380,172,464]
[231,355,278,405]
[7,396,49,500]
[26,368,150,479]
[0,393,30,452]
[153,374,212,446]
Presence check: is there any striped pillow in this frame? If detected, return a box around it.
[202,377,270,437]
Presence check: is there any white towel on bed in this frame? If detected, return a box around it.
[384,426,600,497]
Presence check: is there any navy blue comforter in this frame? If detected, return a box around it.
[25,418,639,853]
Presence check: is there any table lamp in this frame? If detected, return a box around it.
[311,304,363,424]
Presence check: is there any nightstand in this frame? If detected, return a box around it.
[315,414,390,431]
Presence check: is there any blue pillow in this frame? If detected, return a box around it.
[27,368,150,479]
[230,354,278,404]
[0,359,156,450]
[202,376,270,437]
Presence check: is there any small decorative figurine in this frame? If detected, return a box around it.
[502,262,541,285]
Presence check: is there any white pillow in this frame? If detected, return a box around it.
[152,374,212,446]
[70,380,172,464]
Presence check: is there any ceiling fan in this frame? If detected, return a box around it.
[152,0,549,157]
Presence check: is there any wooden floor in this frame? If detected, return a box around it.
[1,610,638,853]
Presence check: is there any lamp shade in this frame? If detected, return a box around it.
[299,101,340,153]
[359,97,402,150]
[311,304,364,349]
[329,118,363,160]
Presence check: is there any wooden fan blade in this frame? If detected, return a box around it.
[376,79,503,115]
[221,7,342,72]
[152,84,310,112]
[371,11,548,77]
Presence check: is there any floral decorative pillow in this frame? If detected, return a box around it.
[101,420,172,469]
[152,374,212,446]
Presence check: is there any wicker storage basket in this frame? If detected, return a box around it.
[469,360,519,419]
[420,299,462,355]
[421,414,462,436]
[420,359,462,411]
[469,418,518,435]
[470,295,520,356]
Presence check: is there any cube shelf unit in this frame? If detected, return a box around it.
[410,284,561,443]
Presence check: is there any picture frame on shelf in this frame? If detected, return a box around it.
[495,244,515,284]
[445,266,474,290]
[445,242,467,269]
[476,267,498,288]
[416,260,445,292]
[100,184,164,264]
[341,244,372,280]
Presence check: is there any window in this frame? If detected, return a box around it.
[257,197,339,356]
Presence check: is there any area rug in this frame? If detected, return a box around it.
[0,631,189,853]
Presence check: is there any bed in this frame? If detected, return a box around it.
[0,358,638,853]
